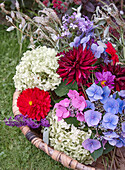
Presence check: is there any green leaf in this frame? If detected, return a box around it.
[91,146,103,161]
[54,80,78,97]
[103,143,114,155]
[64,117,79,127]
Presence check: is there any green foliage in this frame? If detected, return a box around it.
[0,25,68,170]
[103,143,114,155]
[54,79,78,97]
[90,142,114,161]
[90,146,103,161]
[64,117,80,127]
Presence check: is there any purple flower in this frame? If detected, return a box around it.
[70,36,81,47]
[76,111,85,122]
[85,100,95,110]
[116,137,125,148]
[95,71,115,89]
[122,122,125,132]
[4,114,49,128]
[100,86,110,104]
[82,139,101,153]
[103,131,119,146]
[103,98,119,114]
[86,83,103,102]
[118,90,125,98]
[80,35,90,50]
[91,43,104,58]
[116,98,125,114]
[84,110,102,127]
[102,113,118,130]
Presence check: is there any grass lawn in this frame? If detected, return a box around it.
[0,25,68,170]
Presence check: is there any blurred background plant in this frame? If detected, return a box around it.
[0,0,125,56]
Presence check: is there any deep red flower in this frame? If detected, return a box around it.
[17,87,51,121]
[57,45,97,85]
[100,64,125,91]
[105,42,119,65]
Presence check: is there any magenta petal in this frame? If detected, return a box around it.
[63,111,70,118]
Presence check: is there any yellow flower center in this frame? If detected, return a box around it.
[101,80,106,86]
[29,101,32,106]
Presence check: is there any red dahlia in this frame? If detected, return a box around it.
[17,87,51,121]
[57,45,97,85]
[100,64,125,91]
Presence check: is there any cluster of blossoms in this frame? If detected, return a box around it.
[54,89,87,121]
[60,11,94,47]
[13,46,61,91]
[55,85,125,153]
[48,109,93,164]
[4,2,125,165]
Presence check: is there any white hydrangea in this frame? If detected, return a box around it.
[48,109,94,165]
[13,46,61,91]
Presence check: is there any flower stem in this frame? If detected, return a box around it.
[110,147,116,170]
[80,83,88,100]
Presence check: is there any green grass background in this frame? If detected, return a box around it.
[0,25,68,170]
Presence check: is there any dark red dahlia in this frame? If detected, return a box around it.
[105,42,119,65]
[17,87,51,121]
[100,64,125,91]
[57,45,97,85]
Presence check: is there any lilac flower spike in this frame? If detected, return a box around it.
[91,43,104,58]
[84,110,102,127]
[70,36,81,47]
[86,83,103,102]
[102,113,118,130]
[82,139,101,153]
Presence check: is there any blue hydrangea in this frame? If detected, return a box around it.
[84,110,102,127]
[82,139,101,153]
[102,113,118,130]
[100,86,110,104]
[116,98,125,114]
[85,100,95,110]
[86,83,103,102]
[103,98,119,114]
[103,131,119,146]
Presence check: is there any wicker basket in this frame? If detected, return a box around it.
[12,91,125,170]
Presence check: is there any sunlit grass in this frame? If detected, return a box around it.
[0,25,68,170]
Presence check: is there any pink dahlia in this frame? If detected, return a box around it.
[57,45,97,85]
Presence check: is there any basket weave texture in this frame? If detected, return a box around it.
[12,91,125,170]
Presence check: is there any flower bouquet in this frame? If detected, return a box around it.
[2,1,125,169]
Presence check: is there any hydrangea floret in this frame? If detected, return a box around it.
[13,46,61,91]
